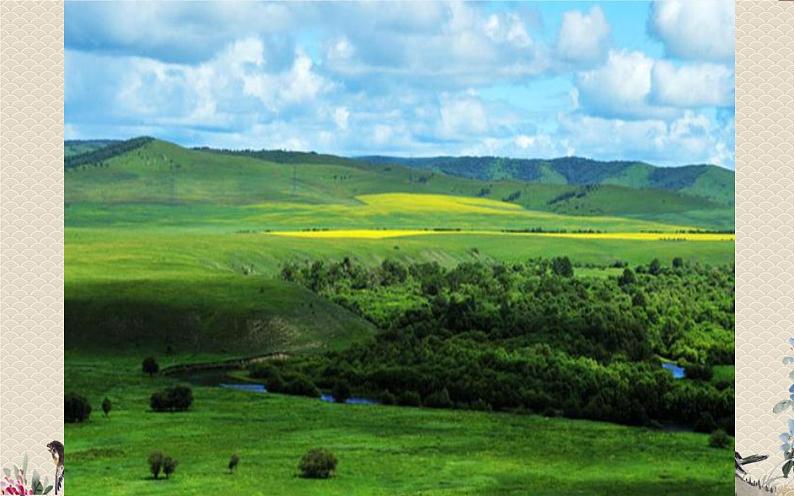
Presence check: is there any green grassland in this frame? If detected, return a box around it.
[66,355,732,496]
[65,138,735,495]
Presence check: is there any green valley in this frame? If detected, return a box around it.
[65,138,735,495]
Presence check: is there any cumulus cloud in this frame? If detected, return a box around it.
[65,2,735,168]
[439,95,489,138]
[651,61,734,108]
[648,0,735,62]
[575,50,667,119]
[556,6,610,65]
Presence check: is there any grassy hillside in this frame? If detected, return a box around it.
[358,155,735,206]
[66,354,733,496]
[64,139,732,230]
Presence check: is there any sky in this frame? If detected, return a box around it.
[65,1,735,168]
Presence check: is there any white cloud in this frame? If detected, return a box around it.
[575,50,670,119]
[649,0,735,62]
[439,95,489,138]
[333,107,350,131]
[558,111,734,168]
[557,6,610,65]
[243,53,332,111]
[651,61,734,108]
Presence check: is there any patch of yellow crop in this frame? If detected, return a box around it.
[355,193,524,215]
[269,229,735,241]
[534,232,735,242]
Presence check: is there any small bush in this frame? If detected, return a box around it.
[102,397,112,418]
[298,448,338,479]
[424,388,452,408]
[709,429,730,449]
[142,357,159,377]
[685,363,714,382]
[249,363,278,380]
[228,454,240,473]
[283,377,321,398]
[331,380,352,403]
[150,385,193,412]
[378,390,396,405]
[266,373,285,393]
[163,456,178,479]
[397,390,421,407]
[65,392,92,423]
[148,451,164,479]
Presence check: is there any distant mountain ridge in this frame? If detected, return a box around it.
[357,155,734,205]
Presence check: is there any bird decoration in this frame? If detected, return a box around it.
[46,441,64,496]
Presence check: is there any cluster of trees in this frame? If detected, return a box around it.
[150,385,193,412]
[65,136,153,169]
[280,257,734,433]
[148,451,178,479]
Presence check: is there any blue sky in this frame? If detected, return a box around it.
[65,1,735,168]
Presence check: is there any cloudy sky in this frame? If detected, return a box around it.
[65,1,735,168]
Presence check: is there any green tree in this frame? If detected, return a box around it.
[228,454,240,474]
[298,448,338,479]
[148,451,164,479]
[101,397,112,418]
[331,380,352,403]
[142,356,159,377]
[551,256,574,278]
[163,456,178,479]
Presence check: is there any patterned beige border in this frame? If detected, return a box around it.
[0,0,64,474]
[735,0,794,481]
[0,0,792,489]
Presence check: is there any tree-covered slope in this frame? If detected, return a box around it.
[357,155,735,205]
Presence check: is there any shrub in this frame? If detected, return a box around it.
[228,454,240,473]
[102,397,112,418]
[618,268,636,286]
[266,373,285,393]
[142,357,159,377]
[378,390,396,405]
[331,380,352,403]
[551,256,574,278]
[148,451,164,479]
[672,257,684,268]
[150,390,170,412]
[709,429,730,449]
[65,392,92,423]
[298,448,338,479]
[424,388,452,408]
[685,363,714,382]
[397,390,422,407]
[649,258,662,275]
[283,377,321,398]
[163,456,178,479]
[249,363,278,380]
[167,385,193,411]
[694,412,717,433]
[150,385,193,412]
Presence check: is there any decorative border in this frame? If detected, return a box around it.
[0,0,64,476]
[735,0,794,483]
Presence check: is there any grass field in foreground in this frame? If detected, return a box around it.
[65,354,733,496]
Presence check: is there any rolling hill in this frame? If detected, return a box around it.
[65,138,734,231]
[357,155,735,205]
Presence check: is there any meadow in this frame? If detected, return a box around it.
[65,139,735,494]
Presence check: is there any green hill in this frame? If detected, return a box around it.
[65,138,733,230]
[357,155,735,205]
